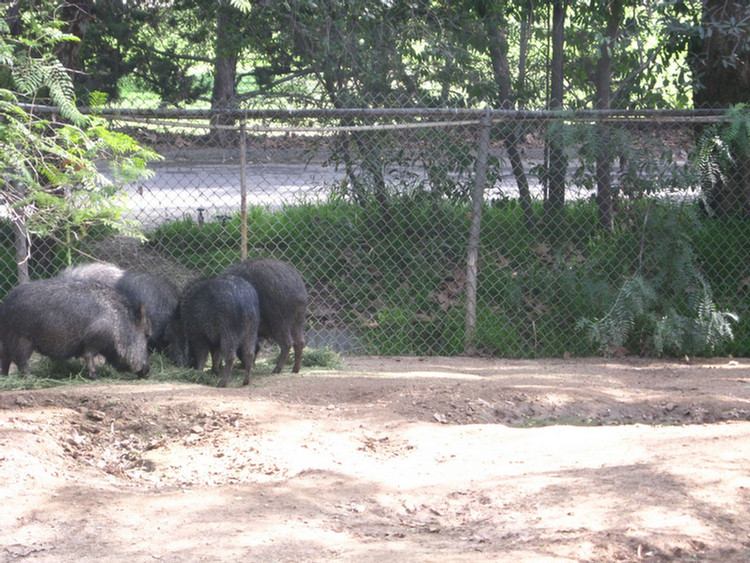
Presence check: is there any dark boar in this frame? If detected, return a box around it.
[0,279,150,379]
[224,258,307,373]
[169,275,259,388]
[59,262,178,352]
[59,261,125,285]
[115,271,179,352]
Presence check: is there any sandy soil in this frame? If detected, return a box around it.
[1,355,750,562]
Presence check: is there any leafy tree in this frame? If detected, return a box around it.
[0,9,160,282]
[72,0,212,104]
[689,0,750,108]
[556,2,688,232]
[660,0,750,108]
[696,104,750,217]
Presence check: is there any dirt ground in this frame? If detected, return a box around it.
[1,356,750,563]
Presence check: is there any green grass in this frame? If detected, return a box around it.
[0,346,343,392]
[2,194,747,366]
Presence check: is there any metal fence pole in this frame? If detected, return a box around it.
[239,120,248,260]
[465,107,492,354]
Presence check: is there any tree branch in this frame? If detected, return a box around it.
[136,43,213,65]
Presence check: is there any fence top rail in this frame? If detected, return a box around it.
[11,103,733,123]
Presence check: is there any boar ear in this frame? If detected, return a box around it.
[137,303,151,333]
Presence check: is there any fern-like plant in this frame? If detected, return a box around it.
[696,104,750,217]
[577,205,738,356]
[654,274,738,356]
[1,11,161,279]
[576,275,657,353]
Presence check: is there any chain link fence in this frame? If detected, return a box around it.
[4,106,750,358]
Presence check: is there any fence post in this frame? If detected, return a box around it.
[239,119,248,260]
[465,107,492,354]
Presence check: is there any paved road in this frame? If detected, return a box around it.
[124,149,692,230]
[125,161,346,229]
[124,153,580,230]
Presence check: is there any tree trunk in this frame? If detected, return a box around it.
[594,1,623,233]
[517,9,531,106]
[210,7,239,147]
[4,179,30,284]
[483,16,534,230]
[55,0,94,72]
[357,133,392,230]
[4,0,22,36]
[11,212,29,285]
[323,77,392,227]
[545,0,567,234]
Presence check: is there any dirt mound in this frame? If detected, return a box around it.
[2,356,750,562]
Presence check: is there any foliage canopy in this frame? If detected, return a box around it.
[1,9,161,275]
